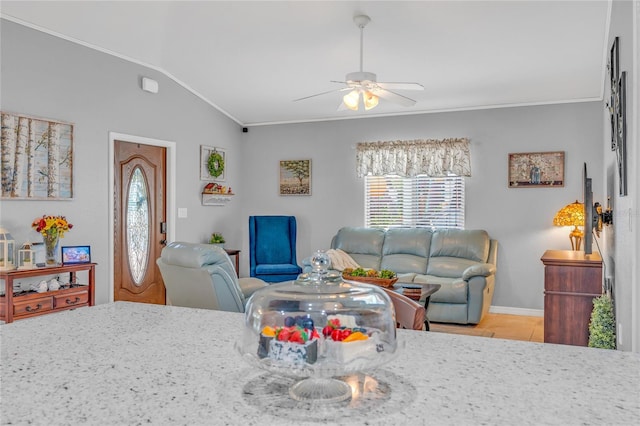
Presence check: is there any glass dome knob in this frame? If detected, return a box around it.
[311,250,330,273]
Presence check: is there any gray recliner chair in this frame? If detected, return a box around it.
[156,242,267,312]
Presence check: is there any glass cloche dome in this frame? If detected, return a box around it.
[236,251,399,402]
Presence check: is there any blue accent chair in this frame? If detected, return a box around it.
[249,215,302,283]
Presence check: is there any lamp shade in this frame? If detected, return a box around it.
[553,200,584,227]
[553,200,584,251]
[342,89,380,111]
[363,91,379,110]
[343,90,360,111]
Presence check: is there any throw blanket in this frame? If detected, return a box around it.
[326,249,360,271]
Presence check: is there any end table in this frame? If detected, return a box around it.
[393,282,441,331]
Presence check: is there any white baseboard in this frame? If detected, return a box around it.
[489,305,544,317]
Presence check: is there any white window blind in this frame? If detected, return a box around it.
[365,175,465,229]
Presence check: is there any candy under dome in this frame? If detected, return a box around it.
[237,251,399,403]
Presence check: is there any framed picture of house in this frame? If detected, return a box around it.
[200,145,226,181]
[0,111,74,200]
[508,151,564,188]
[279,159,311,195]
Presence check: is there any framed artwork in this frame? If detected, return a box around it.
[279,159,311,195]
[608,37,619,151]
[200,145,226,181]
[616,71,627,196]
[0,112,74,199]
[508,151,564,188]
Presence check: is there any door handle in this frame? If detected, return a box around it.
[160,239,167,246]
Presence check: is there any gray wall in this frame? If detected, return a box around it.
[0,20,244,303]
[240,103,604,312]
[601,0,638,351]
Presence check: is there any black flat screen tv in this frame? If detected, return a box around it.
[583,163,595,255]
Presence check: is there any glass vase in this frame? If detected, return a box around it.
[43,232,60,265]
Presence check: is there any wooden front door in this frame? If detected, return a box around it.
[114,140,166,304]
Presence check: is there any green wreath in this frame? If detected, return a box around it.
[207,151,225,178]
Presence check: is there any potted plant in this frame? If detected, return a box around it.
[588,294,616,349]
[209,232,225,247]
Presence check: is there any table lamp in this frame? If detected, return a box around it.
[553,200,584,251]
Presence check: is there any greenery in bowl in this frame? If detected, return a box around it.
[209,233,225,244]
[343,267,396,279]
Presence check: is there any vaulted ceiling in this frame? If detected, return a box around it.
[1,1,610,126]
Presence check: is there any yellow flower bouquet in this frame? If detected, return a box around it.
[32,215,73,265]
[32,215,73,237]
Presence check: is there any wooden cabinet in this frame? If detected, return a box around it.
[541,250,602,346]
[0,263,95,323]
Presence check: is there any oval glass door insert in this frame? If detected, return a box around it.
[126,167,150,285]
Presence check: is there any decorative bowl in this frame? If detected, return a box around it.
[341,274,399,288]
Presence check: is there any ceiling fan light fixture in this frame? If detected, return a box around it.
[363,91,379,110]
[343,90,360,111]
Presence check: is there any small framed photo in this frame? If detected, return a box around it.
[279,159,311,195]
[200,145,226,181]
[508,151,564,188]
[61,246,91,265]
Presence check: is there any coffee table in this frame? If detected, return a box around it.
[392,282,441,331]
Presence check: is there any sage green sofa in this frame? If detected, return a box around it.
[304,227,497,325]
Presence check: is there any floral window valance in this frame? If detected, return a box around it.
[356,138,471,178]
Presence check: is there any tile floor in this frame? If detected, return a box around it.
[431,313,544,342]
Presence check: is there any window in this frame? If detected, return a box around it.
[365,175,464,229]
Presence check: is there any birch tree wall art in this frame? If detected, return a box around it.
[1,112,73,200]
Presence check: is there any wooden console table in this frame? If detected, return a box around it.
[0,263,96,323]
[541,250,602,346]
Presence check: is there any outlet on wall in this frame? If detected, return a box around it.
[618,323,623,346]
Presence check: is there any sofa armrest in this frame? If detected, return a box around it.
[238,277,268,299]
[462,263,496,280]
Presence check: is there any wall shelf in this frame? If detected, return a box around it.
[202,193,234,206]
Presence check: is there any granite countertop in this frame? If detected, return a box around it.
[1,302,639,425]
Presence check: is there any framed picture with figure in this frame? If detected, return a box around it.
[508,152,564,188]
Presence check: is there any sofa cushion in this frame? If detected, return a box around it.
[427,257,484,279]
[413,275,467,304]
[255,263,301,275]
[427,229,490,277]
[380,228,431,274]
[331,227,384,270]
[429,229,490,262]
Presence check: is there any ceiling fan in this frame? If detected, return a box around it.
[295,14,424,111]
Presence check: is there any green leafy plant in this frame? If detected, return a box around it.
[209,233,225,244]
[588,294,616,349]
[207,151,224,178]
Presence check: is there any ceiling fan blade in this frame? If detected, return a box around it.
[293,89,344,102]
[293,86,352,102]
[337,102,349,111]
[377,82,424,91]
[372,88,417,107]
